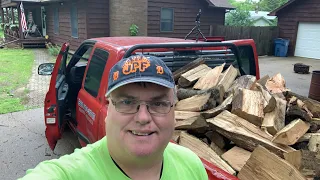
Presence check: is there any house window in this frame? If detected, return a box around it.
[70,6,78,38]
[53,8,59,34]
[84,48,109,97]
[160,8,174,32]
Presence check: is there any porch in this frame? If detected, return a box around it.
[0,0,54,47]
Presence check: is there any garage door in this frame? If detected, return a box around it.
[295,22,320,59]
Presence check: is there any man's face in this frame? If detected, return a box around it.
[105,83,175,157]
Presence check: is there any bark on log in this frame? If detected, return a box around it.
[205,131,227,149]
[231,88,265,126]
[261,96,287,135]
[284,150,320,178]
[178,64,211,88]
[225,75,256,97]
[272,119,310,145]
[207,110,295,158]
[238,146,305,180]
[286,104,312,122]
[201,94,233,119]
[173,58,205,81]
[179,131,236,175]
[176,87,220,101]
[193,63,225,90]
[175,115,209,133]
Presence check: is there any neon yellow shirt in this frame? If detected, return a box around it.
[18,137,208,180]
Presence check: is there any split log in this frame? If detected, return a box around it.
[254,75,270,87]
[176,87,221,101]
[221,146,252,172]
[201,94,233,119]
[289,96,314,118]
[238,146,305,180]
[207,110,295,158]
[255,83,276,113]
[272,119,310,145]
[193,63,225,90]
[261,97,287,135]
[205,131,227,149]
[284,150,320,178]
[175,93,214,112]
[173,58,205,81]
[297,133,320,143]
[217,64,238,92]
[178,64,211,88]
[175,115,209,133]
[175,111,200,121]
[265,73,288,94]
[179,131,236,175]
[231,88,265,126]
[284,91,320,118]
[225,75,256,97]
[308,134,320,152]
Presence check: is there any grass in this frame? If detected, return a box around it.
[0,49,34,114]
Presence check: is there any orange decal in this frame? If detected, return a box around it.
[122,56,150,75]
[113,71,119,81]
[156,65,164,74]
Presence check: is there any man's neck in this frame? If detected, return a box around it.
[108,146,164,180]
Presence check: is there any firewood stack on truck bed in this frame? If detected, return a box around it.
[171,58,320,180]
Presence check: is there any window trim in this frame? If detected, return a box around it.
[53,7,59,35]
[83,48,109,98]
[70,5,79,38]
[160,8,174,32]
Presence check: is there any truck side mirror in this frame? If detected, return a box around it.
[38,63,55,75]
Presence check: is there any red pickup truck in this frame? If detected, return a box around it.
[38,36,260,180]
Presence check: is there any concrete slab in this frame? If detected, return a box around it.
[258,56,320,97]
[0,108,81,180]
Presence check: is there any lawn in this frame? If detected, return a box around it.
[0,49,34,114]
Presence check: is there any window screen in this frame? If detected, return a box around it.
[70,6,78,38]
[160,8,174,32]
[54,8,59,34]
[84,49,109,97]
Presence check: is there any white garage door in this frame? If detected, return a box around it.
[295,22,320,59]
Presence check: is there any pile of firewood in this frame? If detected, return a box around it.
[171,58,320,180]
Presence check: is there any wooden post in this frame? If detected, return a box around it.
[0,8,4,25]
[17,4,23,39]
[5,8,9,23]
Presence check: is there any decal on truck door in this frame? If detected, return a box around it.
[78,98,96,125]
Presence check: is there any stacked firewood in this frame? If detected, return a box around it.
[172,58,320,180]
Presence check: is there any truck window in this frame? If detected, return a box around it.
[84,48,109,97]
[237,45,256,76]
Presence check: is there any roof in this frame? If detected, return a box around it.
[249,11,277,20]
[206,0,235,9]
[252,16,273,25]
[269,0,299,16]
[90,36,196,48]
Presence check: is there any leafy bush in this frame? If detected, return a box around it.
[129,24,139,36]
[46,43,61,56]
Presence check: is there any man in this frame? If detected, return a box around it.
[19,55,208,180]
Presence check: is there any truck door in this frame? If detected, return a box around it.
[76,47,110,145]
[43,43,69,150]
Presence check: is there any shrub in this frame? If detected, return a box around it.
[129,24,139,36]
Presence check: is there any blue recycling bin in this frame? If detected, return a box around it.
[274,38,290,57]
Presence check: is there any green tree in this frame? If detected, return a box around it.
[225,0,255,26]
[258,0,288,12]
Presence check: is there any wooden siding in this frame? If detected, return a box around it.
[148,0,226,38]
[45,0,87,51]
[277,0,320,56]
[86,0,109,39]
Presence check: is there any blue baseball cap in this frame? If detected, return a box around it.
[106,55,175,97]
